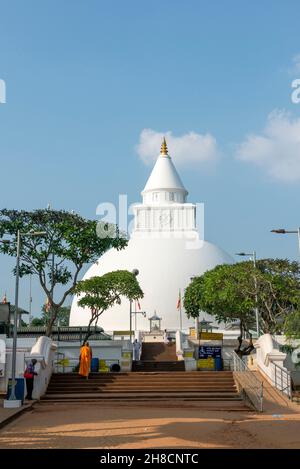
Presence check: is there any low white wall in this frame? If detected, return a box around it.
[175,330,183,360]
[176,331,196,370]
[55,340,132,372]
[255,334,291,395]
[26,336,57,400]
[0,338,37,395]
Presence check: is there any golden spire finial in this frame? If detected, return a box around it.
[160,137,168,156]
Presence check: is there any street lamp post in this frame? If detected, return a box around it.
[236,251,260,338]
[133,307,146,331]
[271,228,300,256]
[2,230,46,407]
[129,269,139,342]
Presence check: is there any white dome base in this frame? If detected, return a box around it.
[70,235,233,332]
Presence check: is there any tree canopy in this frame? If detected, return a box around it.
[0,209,127,335]
[75,270,144,342]
[284,311,300,340]
[184,259,300,337]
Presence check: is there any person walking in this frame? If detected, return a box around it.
[133,339,141,361]
[24,359,37,400]
[79,341,92,379]
[163,329,169,345]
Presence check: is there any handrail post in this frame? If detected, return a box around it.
[260,382,264,412]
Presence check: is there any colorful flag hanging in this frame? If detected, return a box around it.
[45,296,51,312]
[176,290,181,310]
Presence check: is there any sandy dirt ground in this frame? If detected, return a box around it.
[0,401,300,449]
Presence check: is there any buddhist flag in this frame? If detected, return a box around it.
[45,297,51,312]
[176,290,181,310]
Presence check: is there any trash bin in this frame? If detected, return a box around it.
[6,378,25,403]
[214,357,223,371]
[91,357,99,372]
[110,363,121,373]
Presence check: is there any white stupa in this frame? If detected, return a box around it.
[69,139,233,332]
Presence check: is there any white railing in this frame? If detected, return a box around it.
[272,361,292,399]
[232,351,264,412]
[255,333,293,400]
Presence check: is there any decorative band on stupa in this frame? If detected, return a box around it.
[160,137,168,156]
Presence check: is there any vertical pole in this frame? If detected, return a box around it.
[195,316,199,339]
[129,299,132,343]
[29,273,32,326]
[260,382,264,412]
[50,253,54,326]
[10,230,21,401]
[253,251,260,338]
[179,288,182,331]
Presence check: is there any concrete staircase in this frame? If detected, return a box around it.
[42,371,243,405]
[133,342,185,372]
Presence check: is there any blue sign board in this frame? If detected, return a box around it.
[199,346,222,359]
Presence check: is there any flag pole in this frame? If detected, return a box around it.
[179,288,182,331]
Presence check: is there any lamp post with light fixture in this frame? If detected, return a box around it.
[129,269,140,343]
[271,228,300,257]
[236,251,260,338]
[1,230,46,407]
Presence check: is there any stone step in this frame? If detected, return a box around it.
[38,399,247,410]
[50,376,235,382]
[42,391,242,400]
[140,343,178,361]
[47,388,237,397]
[51,371,234,377]
[48,382,235,388]
[49,377,235,383]
[47,381,236,387]
[48,384,236,390]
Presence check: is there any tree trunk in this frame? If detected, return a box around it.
[45,305,58,336]
[82,314,97,344]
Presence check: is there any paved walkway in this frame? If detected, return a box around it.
[0,397,300,449]
[0,373,299,449]
[0,398,36,429]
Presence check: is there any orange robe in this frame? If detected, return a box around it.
[79,345,92,377]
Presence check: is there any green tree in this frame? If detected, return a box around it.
[42,305,71,326]
[0,209,127,336]
[29,305,70,328]
[184,263,257,338]
[184,259,300,337]
[41,305,71,327]
[30,317,45,327]
[284,311,300,340]
[255,259,300,333]
[75,270,144,343]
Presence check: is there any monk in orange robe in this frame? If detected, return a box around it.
[79,342,92,379]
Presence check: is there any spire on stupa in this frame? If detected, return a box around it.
[160,137,168,156]
[141,137,188,200]
[2,292,8,303]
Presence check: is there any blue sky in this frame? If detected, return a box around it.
[1,0,300,317]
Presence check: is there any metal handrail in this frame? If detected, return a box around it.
[232,351,264,412]
[272,361,292,399]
